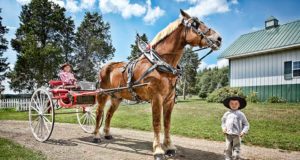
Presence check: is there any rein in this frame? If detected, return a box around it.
[184,47,213,61]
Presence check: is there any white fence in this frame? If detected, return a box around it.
[0,98,31,111]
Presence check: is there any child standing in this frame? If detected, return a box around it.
[221,96,249,160]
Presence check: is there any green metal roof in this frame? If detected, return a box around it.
[219,20,300,59]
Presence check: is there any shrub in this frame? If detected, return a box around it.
[206,86,245,103]
[247,92,259,103]
[267,96,286,103]
[198,91,207,98]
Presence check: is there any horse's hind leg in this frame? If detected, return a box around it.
[103,97,122,140]
[93,93,108,143]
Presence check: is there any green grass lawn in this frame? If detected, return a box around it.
[0,138,46,160]
[1,98,300,151]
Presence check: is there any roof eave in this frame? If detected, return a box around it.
[220,43,300,59]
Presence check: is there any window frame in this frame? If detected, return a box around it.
[293,61,300,78]
[284,61,292,80]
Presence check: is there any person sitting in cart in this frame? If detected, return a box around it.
[59,63,79,89]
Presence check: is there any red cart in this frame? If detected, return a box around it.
[28,80,147,142]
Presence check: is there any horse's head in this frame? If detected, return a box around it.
[180,9,222,50]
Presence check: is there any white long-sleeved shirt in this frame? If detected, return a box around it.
[221,110,249,135]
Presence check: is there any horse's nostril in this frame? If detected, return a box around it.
[217,37,222,42]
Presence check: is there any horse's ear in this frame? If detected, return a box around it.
[180,9,191,19]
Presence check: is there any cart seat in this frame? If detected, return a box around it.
[49,80,63,87]
[51,89,69,94]
[77,81,96,90]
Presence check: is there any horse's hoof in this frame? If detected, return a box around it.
[165,149,176,157]
[93,138,101,143]
[104,135,113,140]
[154,154,165,160]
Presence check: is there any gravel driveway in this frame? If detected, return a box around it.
[0,120,299,160]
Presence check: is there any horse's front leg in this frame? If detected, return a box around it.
[103,97,122,140]
[152,94,165,160]
[93,94,108,143]
[163,91,177,157]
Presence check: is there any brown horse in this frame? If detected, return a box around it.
[93,10,222,160]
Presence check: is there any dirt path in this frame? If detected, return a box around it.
[0,120,299,160]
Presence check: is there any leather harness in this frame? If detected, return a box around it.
[123,17,219,102]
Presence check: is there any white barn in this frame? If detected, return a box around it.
[219,17,300,102]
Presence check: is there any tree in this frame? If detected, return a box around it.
[73,12,115,81]
[61,17,75,63]
[0,9,10,92]
[179,47,200,99]
[9,0,73,92]
[127,33,148,61]
[0,8,9,94]
[196,67,229,98]
[0,9,9,79]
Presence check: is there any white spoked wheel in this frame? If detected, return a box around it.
[76,104,101,133]
[29,88,55,142]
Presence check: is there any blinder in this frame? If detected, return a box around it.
[182,17,219,50]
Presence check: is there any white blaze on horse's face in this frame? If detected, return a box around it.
[195,21,222,50]
[207,30,222,50]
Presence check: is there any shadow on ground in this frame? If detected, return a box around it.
[75,135,224,160]
[46,139,78,146]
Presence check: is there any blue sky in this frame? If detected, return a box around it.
[1,0,300,93]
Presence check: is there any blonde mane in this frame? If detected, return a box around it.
[150,18,182,46]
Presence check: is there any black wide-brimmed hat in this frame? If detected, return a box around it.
[60,63,72,70]
[223,96,247,110]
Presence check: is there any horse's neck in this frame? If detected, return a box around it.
[154,26,186,67]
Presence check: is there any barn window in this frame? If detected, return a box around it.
[284,61,292,80]
[293,61,300,77]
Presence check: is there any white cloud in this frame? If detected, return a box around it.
[231,0,238,4]
[143,0,165,25]
[175,0,198,3]
[1,78,14,94]
[216,58,228,68]
[178,0,231,19]
[16,0,164,24]
[80,0,96,9]
[175,0,191,2]
[65,0,96,13]
[198,61,208,70]
[198,58,228,70]
[16,0,95,13]
[17,0,65,6]
[66,0,80,13]
[99,0,146,19]
[16,0,31,5]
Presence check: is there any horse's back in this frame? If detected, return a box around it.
[99,62,127,88]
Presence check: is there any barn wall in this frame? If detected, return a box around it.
[229,48,300,102]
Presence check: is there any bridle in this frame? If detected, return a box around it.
[182,17,220,60]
